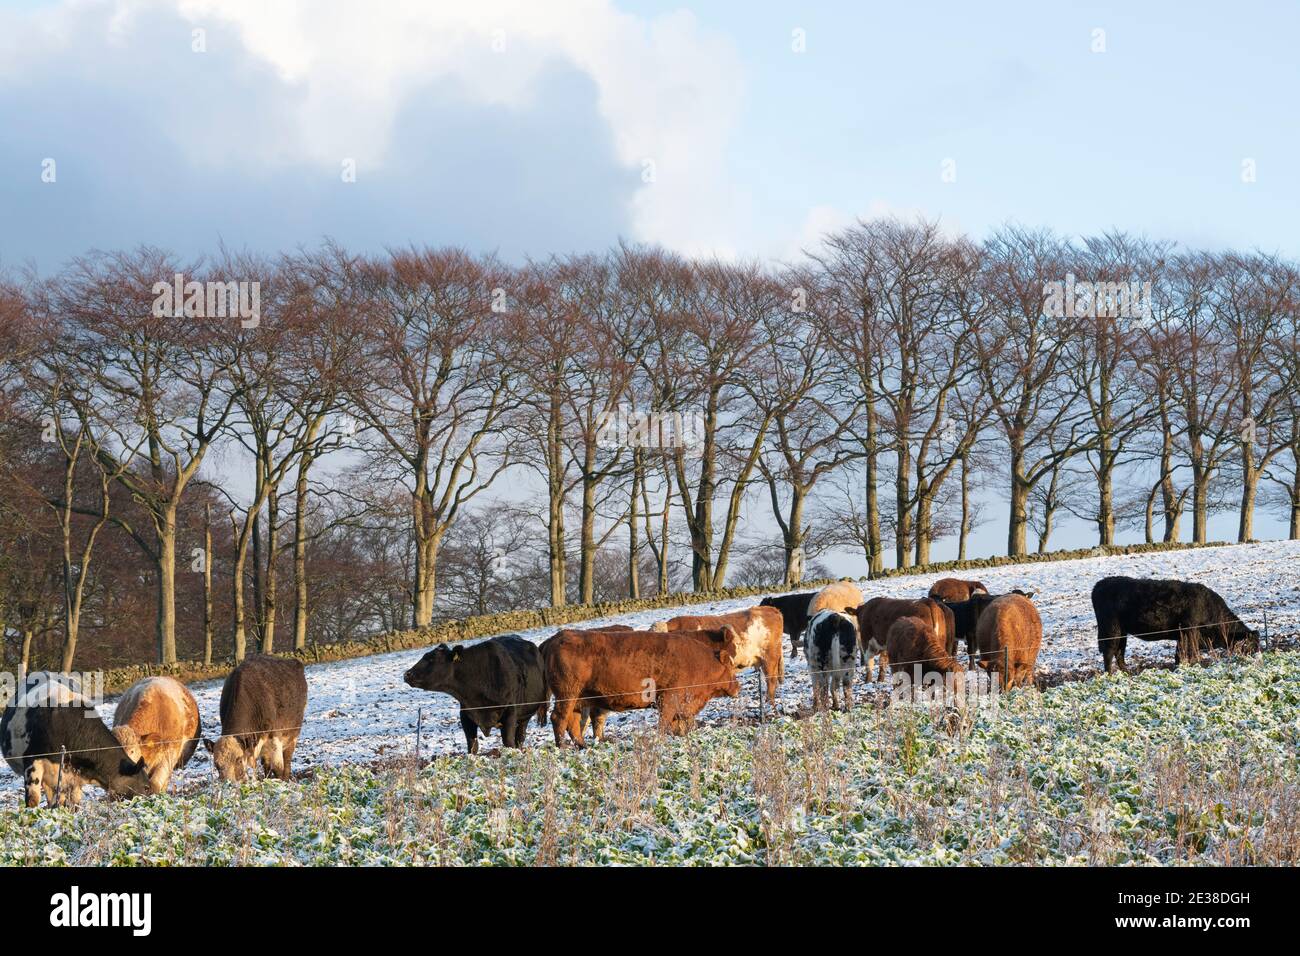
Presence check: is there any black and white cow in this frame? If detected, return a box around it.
[804,610,859,712]
[403,635,547,753]
[1,672,152,808]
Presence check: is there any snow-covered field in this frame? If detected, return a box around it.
[11,540,1300,792]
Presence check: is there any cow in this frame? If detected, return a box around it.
[203,655,308,782]
[944,589,1033,660]
[403,635,547,754]
[885,615,965,686]
[971,593,1042,689]
[1,672,152,808]
[927,577,988,603]
[111,676,202,794]
[856,597,955,680]
[758,591,818,659]
[540,627,740,746]
[652,606,784,706]
[804,610,858,712]
[543,624,635,741]
[1091,576,1260,674]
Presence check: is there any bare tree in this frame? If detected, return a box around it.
[347,248,517,628]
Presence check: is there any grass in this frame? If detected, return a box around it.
[3,650,1298,866]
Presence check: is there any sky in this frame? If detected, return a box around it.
[1,0,1293,563]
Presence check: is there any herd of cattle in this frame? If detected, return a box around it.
[0,574,1261,808]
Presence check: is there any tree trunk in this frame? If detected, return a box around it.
[864,392,883,576]
[292,462,310,651]
[1237,439,1257,542]
[913,483,934,566]
[231,516,251,663]
[155,509,179,664]
[784,489,807,585]
[895,446,912,569]
[578,463,598,605]
[958,453,971,561]
[628,450,641,599]
[20,627,34,679]
[251,457,265,648]
[1007,439,1029,557]
[203,503,213,665]
[546,398,566,607]
[1096,433,1115,547]
[261,488,279,653]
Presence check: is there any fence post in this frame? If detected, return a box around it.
[56,745,67,807]
[415,708,423,763]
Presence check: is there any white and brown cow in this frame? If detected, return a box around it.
[112,676,202,793]
[652,606,785,705]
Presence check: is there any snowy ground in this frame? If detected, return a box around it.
[10,540,1300,792]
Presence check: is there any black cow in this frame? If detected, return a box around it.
[203,655,308,781]
[1090,576,1260,673]
[759,591,818,659]
[403,635,547,754]
[2,672,151,808]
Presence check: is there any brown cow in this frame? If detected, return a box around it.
[927,577,988,603]
[541,627,740,747]
[856,597,956,681]
[972,593,1042,688]
[885,615,965,682]
[112,676,202,794]
[652,606,784,705]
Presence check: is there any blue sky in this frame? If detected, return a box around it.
[0,0,1292,558]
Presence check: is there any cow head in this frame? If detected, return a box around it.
[106,755,153,799]
[111,725,144,764]
[649,621,670,633]
[403,644,461,692]
[1227,625,1261,655]
[204,736,254,782]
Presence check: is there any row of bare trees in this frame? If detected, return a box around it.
[2,218,1298,670]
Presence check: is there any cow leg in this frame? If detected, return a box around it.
[590,709,609,743]
[23,764,44,809]
[500,711,520,749]
[877,653,889,683]
[790,634,800,659]
[460,713,479,755]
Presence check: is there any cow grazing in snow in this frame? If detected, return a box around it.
[403,635,547,754]
[540,627,740,746]
[972,593,1043,688]
[758,591,818,659]
[204,656,307,781]
[804,610,859,712]
[1090,576,1260,674]
[111,676,201,794]
[927,577,988,603]
[856,597,955,680]
[652,606,784,705]
[885,615,965,684]
[1,672,151,808]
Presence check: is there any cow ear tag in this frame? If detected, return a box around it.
[452,651,460,662]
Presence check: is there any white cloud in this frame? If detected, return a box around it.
[3,0,747,253]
